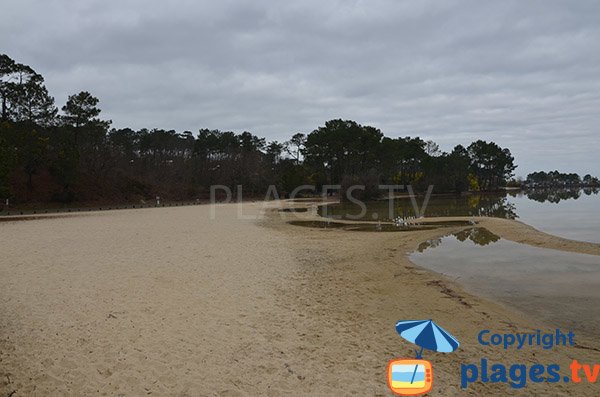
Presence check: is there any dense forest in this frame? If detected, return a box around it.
[0,53,537,208]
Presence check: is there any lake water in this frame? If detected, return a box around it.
[312,191,600,339]
[319,188,600,243]
[409,227,600,338]
[508,190,600,244]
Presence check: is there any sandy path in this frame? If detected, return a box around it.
[1,202,599,396]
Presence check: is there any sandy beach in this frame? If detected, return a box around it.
[1,202,599,396]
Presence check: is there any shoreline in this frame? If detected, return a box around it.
[279,199,600,255]
[271,201,600,395]
[1,201,598,395]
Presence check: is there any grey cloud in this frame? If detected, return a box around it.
[1,0,599,176]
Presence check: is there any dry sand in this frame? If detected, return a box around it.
[1,201,599,396]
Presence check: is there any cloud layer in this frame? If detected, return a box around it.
[2,0,599,175]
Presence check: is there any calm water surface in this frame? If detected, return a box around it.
[509,190,600,243]
[410,228,600,338]
[319,189,600,243]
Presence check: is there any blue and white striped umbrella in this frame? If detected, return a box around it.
[395,320,460,354]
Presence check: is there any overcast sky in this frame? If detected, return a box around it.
[2,0,599,176]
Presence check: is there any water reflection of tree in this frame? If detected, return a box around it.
[416,227,501,252]
[322,188,600,220]
[473,195,517,219]
[391,194,518,219]
[454,227,501,246]
[524,188,599,203]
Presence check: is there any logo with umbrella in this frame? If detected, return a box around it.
[387,319,460,396]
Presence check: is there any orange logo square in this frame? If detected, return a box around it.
[387,359,433,396]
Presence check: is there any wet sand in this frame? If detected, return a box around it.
[1,202,599,395]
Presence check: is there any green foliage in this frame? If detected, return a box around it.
[286,133,306,163]
[467,140,516,190]
[506,178,523,188]
[265,141,284,165]
[279,161,310,195]
[583,174,600,187]
[61,91,108,129]
[0,123,17,198]
[49,125,79,195]
[378,136,427,186]
[5,52,587,207]
[526,170,586,187]
[0,54,57,125]
[303,119,383,184]
[468,173,480,191]
[340,171,381,201]
[16,123,49,191]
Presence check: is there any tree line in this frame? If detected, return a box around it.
[1,54,521,207]
[524,171,600,188]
